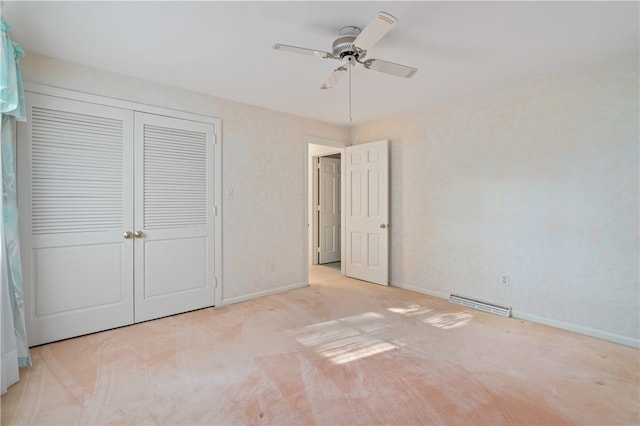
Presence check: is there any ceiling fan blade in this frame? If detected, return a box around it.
[272,43,335,59]
[320,66,347,90]
[352,12,397,52]
[363,59,417,79]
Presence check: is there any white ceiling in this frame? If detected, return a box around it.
[3,1,639,126]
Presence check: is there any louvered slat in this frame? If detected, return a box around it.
[31,107,123,235]
[143,124,207,229]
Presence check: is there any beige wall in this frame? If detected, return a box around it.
[351,53,639,346]
[19,54,350,303]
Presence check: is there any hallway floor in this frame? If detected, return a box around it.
[2,265,638,425]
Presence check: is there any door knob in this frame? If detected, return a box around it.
[380,223,386,229]
[134,231,144,238]
[123,231,133,239]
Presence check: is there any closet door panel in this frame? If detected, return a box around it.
[18,93,134,346]
[143,237,207,297]
[133,113,215,322]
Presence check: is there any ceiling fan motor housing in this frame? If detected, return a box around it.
[332,26,366,59]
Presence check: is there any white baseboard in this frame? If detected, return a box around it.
[222,282,308,306]
[390,280,449,300]
[511,310,639,349]
[390,281,639,349]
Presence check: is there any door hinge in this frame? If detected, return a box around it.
[213,277,218,288]
[213,206,218,216]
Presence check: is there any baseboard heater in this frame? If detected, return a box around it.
[449,294,511,318]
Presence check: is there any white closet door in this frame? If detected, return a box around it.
[18,93,134,346]
[133,113,216,322]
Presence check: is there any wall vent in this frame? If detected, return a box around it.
[449,294,511,318]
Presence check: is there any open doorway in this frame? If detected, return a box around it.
[305,137,347,283]
[304,138,390,287]
[315,153,341,265]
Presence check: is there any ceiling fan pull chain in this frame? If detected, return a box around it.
[348,64,352,123]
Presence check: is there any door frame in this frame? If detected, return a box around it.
[304,136,348,282]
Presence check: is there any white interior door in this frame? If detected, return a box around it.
[345,140,389,286]
[318,156,341,264]
[18,93,135,346]
[133,113,216,322]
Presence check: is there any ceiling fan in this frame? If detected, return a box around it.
[272,11,418,90]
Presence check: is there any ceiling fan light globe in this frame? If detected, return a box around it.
[342,55,357,68]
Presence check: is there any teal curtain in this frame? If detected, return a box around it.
[1,17,30,395]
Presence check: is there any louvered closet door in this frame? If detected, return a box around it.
[18,93,134,346]
[133,113,215,322]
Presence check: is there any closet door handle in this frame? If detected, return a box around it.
[123,231,133,239]
[134,231,144,238]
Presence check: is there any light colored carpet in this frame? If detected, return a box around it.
[1,265,638,425]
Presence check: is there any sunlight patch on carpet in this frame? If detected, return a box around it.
[424,312,473,329]
[387,304,433,316]
[287,312,397,365]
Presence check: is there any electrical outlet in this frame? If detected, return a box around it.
[501,273,510,286]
